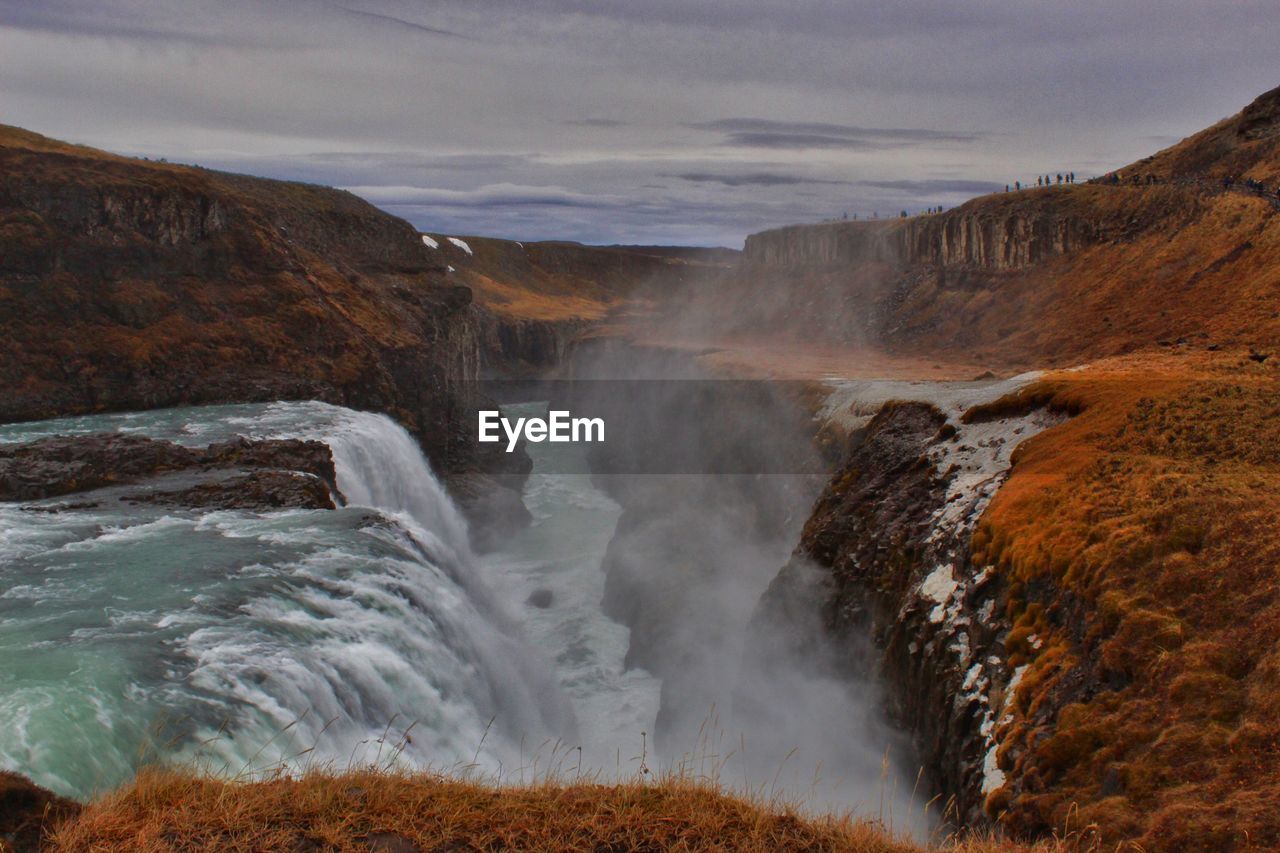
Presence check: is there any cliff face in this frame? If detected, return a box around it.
[425,232,735,376]
[743,204,1099,273]
[0,125,515,496]
[746,87,1280,848]
[755,394,1067,827]
[894,204,1100,271]
[728,89,1280,370]
[742,221,898,267]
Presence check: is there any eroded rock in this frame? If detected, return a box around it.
[0,432,340,511]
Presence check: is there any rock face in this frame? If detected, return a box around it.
[742,222,899,268]
[127,469,335,511]
[0,125,507,496]
[0,771,80,852]
[757,398,1066,826]
[476,314,594,377]
[743,205,1100,274]
[895,206,1099,271]
[0,433,339,510]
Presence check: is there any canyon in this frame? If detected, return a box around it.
[2,84,1280,851]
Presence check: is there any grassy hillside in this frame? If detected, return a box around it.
[425,234,733,323]
[967,352,1280,847]
[699,86,1280,374]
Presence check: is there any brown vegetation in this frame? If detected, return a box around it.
[36,767,1091,853]
[436,235,731,323]
[0,123,480,477]
[969,351,1280,848]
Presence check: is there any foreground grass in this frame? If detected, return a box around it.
[44,768,1064,852]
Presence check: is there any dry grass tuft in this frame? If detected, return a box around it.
[41,763,1120,852]
[49,767,927,852]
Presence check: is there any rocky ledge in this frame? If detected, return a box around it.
[0,433,340,511]
[756,397,1066,826]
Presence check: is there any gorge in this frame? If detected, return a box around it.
[3,83,1280,851]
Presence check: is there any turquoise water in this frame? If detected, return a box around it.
[0,402,577,798]
[0,400,927,836]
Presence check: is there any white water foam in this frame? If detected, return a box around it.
[0,402,575,798]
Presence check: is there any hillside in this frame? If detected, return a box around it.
[0,124,484,476]
[657,85,1280,375]
[714,86,1280,849]
[420,232,734,374]
[9,767,1087,852]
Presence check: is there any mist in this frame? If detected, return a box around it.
[519,338,937,834]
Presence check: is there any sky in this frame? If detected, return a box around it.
[2,1,1278,247]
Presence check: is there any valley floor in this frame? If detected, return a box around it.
[631,336,995,381]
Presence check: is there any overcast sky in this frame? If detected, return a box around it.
[2,1,1278,246]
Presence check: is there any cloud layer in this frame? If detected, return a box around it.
[2,0,1277,245]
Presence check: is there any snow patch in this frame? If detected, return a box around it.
[1007,664,1028,696]
[446,237,473,255]
[981,744,1006,795]
[921,564,958,604]
[921,564,959,623]
[926,406,1068,539]
[420,234,439,249]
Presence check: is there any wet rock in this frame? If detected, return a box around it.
[756,398,1065,828]
[126,470,335,511]
[0,434,197,501]
[0,432,340,511]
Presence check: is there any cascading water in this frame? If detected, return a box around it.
[0,401,575,799]
[0,398,929,837]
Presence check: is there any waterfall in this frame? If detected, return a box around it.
[318,409,472,567]
[0,401,575,798]
[178,403,578,777]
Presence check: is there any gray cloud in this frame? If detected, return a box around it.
[566,119,630,128]
[696,119,984,143]
[2,0,1278,246]
[338,8,470,40]
[718,133,882,150]
[857,179,1007,195]
[691,118,985,151]
[0,0,244,46]
[676,172,849,187]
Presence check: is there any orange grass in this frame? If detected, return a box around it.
[968,351,1280,849]
[47,767,1078,852]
